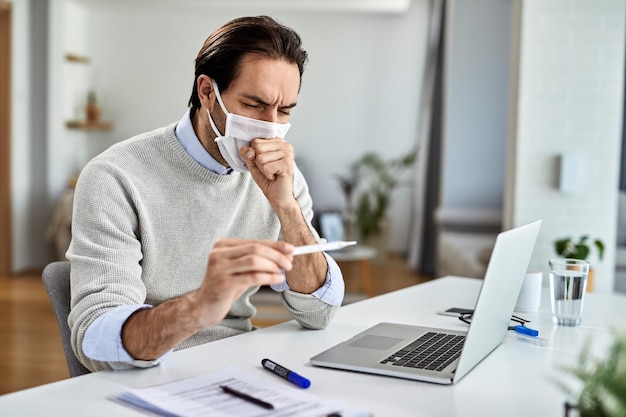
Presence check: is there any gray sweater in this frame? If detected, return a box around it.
[67,123,338,371]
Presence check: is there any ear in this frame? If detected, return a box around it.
[197,75,214,106]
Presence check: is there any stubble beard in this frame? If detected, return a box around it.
[203,102,230,168]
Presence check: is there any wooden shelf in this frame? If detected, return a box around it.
[64,53,114,131]
[65,53,90,64]
[66,120,112,131]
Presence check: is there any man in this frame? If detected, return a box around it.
[68,16,345,372]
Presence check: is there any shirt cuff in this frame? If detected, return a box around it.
[83,304,173,366]
[270,252,345,306]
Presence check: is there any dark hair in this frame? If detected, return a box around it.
[188,16,308,110]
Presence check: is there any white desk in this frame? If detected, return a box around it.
[2,276,625,416]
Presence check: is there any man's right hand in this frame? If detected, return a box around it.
[191,238,294,327]
[121,238,294,361]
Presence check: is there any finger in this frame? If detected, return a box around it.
[209,253,291,290]
[239,146,256,168]
[249,152,293,181]
[214,238,293,253]
[211,240,294,269]
[250,138,292,155]
[240,147,278,181]
[225,253,291,275]
[255,157,292,180]
[232,271,286,287]
[253,149,289,167]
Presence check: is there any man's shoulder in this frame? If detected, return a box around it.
[89,123,177,163]
[80,122,177,176]
[111,122,177,153]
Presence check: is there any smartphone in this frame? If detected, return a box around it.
[436,307,474,317]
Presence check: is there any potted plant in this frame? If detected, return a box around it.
[554,235,605,292]
[554,235,605,262]
[335,149,417,255]
[556,331,626,417]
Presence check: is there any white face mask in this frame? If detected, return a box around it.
[207,80,291,172]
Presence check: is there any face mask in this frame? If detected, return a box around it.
[207,80,291,172]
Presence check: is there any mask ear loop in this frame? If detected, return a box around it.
[207,79,229,138]
[207,109,223,138]
[211,79,230,116]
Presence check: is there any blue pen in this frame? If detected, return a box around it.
[514,325,539,337]
[512,325,548,346]
[261,358,311,389]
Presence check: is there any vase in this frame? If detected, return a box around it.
[86,102,101,122]
[85,91,101,123]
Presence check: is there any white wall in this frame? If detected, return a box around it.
[505,0,626,293]
[11,0,431,270]
[51,0,90,184]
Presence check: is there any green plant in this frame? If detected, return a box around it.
[556,331,626,417]
[336,149,417,240]
[554,235,605,262]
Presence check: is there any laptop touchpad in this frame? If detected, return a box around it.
[348,335,403,350]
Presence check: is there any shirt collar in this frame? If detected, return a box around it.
[175,108,233,175]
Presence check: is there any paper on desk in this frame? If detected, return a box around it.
[113,366,371,417]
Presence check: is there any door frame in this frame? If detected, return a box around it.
[0,1,12,275]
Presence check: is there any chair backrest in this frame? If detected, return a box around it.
[42,261,91,377]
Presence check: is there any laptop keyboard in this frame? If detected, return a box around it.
[380,332,465,372]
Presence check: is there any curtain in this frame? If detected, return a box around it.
[407,0,446,273]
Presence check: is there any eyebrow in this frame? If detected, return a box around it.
[242,93,297,109]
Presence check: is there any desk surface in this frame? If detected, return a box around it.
[2,276,625,416]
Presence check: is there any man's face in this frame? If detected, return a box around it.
[210,54,301,133]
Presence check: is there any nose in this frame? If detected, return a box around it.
[259,108,280,123]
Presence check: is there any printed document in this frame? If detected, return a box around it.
[113,366,370,417]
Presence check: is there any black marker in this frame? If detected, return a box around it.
[220,385,274,410]
[261,358,311,388]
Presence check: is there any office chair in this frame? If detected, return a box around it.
[42,261,91,377]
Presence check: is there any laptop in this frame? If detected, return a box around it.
[310,219,542,385]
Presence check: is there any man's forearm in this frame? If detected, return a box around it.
[276,200,327,293]
[121,292,205,360]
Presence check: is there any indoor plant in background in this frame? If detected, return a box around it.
[554,235,605,292]
[556,330,626,417]
[335,149,417,259]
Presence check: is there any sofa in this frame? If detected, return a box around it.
[435,206,501,279]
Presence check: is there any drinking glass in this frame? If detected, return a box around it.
[548,258,589,326]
